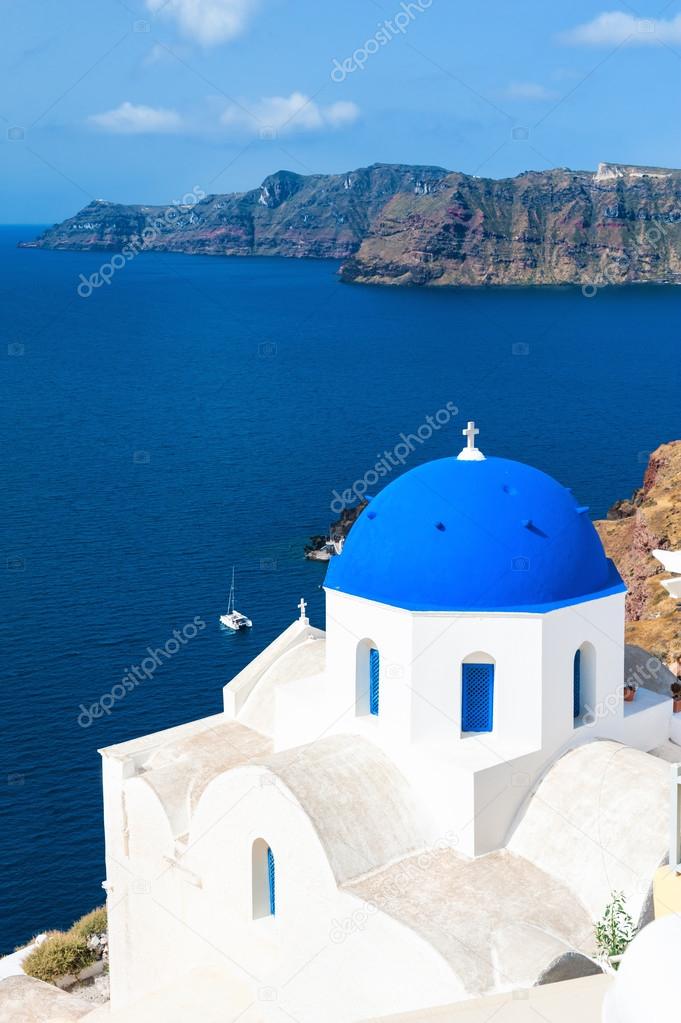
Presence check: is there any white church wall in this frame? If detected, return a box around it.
[268,667,333,752]
[469,749,550,856]
[397,751,477,856]
[324,590,415,746]
[460,594,626,856]
[104,775,193,1006]
[540,594,626,751]
[409,612,543,756]
[325,591,547,761]
[100,755,129,1007]
[607,687,672,751]
[670,715,681,747]
[109,764,465,1020]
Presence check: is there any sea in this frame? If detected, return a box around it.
[1,223,680,952]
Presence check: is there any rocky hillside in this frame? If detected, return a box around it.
[22,162,681,287]
[596,442,681,667]
[22,164,448,261]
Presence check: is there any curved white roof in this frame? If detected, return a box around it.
[508,740,669,922]
[255,734,430,884]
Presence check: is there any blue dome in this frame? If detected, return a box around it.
[325,456,625,613]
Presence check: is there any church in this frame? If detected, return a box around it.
[99,423,676,1020]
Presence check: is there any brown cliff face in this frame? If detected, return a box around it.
[22,162,681,287]
[596,441,681,666]
[342,165,681,286]
[20,164,449,261]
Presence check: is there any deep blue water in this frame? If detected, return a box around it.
[1,224,680,952]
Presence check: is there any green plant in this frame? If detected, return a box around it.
[68,906,107,941]
[594,891,635,964]
[22,905,107,984]
[22,932,95,984]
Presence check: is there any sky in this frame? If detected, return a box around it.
[2,0,681,222]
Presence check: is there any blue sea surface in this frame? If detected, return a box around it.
[1,224,680,952]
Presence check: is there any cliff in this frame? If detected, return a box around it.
[23,162,681,287]
[305,501,367,560]
[595,441,681,667]
[21,164,448,261]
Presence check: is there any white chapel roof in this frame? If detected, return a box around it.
[102,715,273,840]
[347,847,593,996]
[141,719,273,834]
[253,734,431,885]
[508,739,668,923]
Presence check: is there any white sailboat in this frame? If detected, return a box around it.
[219,567,252,631]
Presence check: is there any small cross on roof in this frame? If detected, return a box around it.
[457,420,486,462]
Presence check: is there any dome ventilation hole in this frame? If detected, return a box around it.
[502,484,518,496]
[435,521,446,532]
[367,511,377,520]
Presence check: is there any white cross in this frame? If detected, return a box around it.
[298,597,308,620]
[457,419,485,461]
[463,421,479,450]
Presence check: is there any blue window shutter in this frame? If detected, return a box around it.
[267,847,275,916]
[573,650,581,719]
[369,648,380,716]
[462,663,494,732]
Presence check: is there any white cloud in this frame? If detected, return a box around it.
[502,81,556,101]
[145,0,259,46]
[561,11,681,46]
[220,92,360,135]
[88,102,183,134]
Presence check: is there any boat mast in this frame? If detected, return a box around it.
[228,566,235,614]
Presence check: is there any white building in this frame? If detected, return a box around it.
[99,424,676,1021]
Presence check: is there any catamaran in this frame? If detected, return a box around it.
[219,567,252,631]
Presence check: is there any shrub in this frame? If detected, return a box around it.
[22,906,107,984]
[23,931,95,984]
[595,891,635,964]
[68,906,107,941]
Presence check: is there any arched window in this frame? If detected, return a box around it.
[252,839,276,919]
[369,648,380,716]
[573,642,596,727]
[355,639,380,717]
[267,847,276,915]
[461,655,495,733]
[573,649,582,720]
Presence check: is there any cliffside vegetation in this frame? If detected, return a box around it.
[22,906,107,984]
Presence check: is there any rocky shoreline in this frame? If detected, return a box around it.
[305,501,367,560]
[22,162,681,288]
